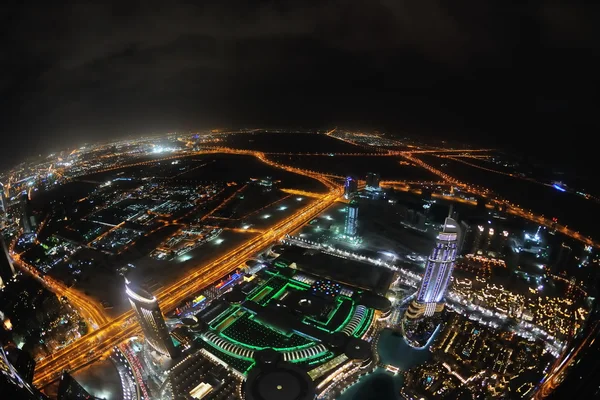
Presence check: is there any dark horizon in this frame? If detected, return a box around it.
[2,1,599,174]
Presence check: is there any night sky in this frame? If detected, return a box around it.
[2,1,599,173]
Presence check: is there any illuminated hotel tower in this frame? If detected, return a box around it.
[125,280,177,358]
[406,217,459,319]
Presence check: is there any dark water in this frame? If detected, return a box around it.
[223,132,374,153]
[270,155,439,182]
[422,155,600,239]
[337,329,434,400]
[339,369,403,400]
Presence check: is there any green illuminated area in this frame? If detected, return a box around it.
[198,340,255,373]
[197,264,376,374]
[222,313,311,349]
[308,296,353,333]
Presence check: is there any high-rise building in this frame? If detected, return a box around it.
[458,221,472,255]
[405,208,415,223]
[402,208,427,231]
[469,224,508,257]
[0,190,8,229]
[448,204,459,221]
[343,176,358,199]
[0,235,16,288]
[415,212,427,231]
[20,193,36,235]
[0,183,6,214]
[406,217,459,319]
[126,280,178,358]
[344,200,359,237]
[470,225,483,254]
[0,344,48,400]
[57,372,101,400]
[365,173,380,191]
[4,346,35,384]
[552,242,573,275]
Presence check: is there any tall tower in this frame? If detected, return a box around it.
[20,193,36,235]
[553,242,572,275]
[365,172,380,191]
[344,200,359,237]
[125,280,177,358]
[0,183,6,214]
[0,187,6,229]
[0,235,16,288]
[406,217,459,319]
[57,372,101,400]
[344,176,358,199]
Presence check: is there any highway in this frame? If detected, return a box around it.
[32,150,343,388]
[280,188,326,199]
[10,253,110,329]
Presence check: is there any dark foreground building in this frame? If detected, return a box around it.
[4,345,35,383]
[0,235,16,288]
[546,306,600,399]
[57,372,102,400]
[0,345,48,400]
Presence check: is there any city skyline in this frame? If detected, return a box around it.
[0,129,597,399]
[1,2,599,399]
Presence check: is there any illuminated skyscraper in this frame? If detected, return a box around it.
[344,200,359,237]
[344,176,358,199]
[125,280,177,358]
[406,217,459,319]
[0,235,16,288]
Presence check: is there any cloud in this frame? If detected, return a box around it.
[539,4,600,47]
[1,0,599,159]
[12,1,502,81]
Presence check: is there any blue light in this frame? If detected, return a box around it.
[553,184,566,192]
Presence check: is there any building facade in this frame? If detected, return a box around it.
[20,193,36,235]
[0,344,48,400]
[343,176,358,200]
[57,372,101,400]
[126,280,178,358]
[0,183,6,215]
[344,200,359,237]
[406,217,459,319]
[365,172,380,191]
